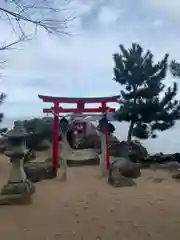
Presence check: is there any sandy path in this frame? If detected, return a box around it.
[1,156,180,240]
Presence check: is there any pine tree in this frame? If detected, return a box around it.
[0,92,6,123]
[170,60,180,77]
[113,43,180,141]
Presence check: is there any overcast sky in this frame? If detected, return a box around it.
[0,0,180,153]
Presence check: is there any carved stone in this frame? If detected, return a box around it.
[0,121,35,205]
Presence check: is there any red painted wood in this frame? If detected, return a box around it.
[43,107,116,113]
[102,102,106,109]
[42,98,118,103]
[77,101,85,111]
[53,102,59,170]
[38,95,119,103]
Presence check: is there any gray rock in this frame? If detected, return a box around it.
[108,157,141,187]
[152,177,164,183]
[172,168,180,180]
[108,172,136,187]
[24,162,56,182]
[110,157,141,178]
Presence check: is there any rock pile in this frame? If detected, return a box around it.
[146,153,180,164]
[78,134,148,160]
[139,153,180,171]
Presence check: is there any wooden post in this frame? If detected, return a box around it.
[59,117,69,181]
[59,132,68,181]
[102,102,110,170]
[100,131,108,177]
[105,127,110,170]
[53,102,59,172]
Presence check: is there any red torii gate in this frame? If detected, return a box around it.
[38,95,119,173]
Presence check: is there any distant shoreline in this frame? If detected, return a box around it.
[1,116,42,129]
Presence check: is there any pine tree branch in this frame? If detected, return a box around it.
[113,43,179,139]
[170,60,180,77]
[0,35,28,51]
[0,0,78,44]
[0,5,75,35]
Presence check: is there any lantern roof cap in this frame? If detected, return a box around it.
[6,121,27,138]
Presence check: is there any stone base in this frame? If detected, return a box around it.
[0,179,35,205]
[58,170,67,181]
[100,163,109,177]
[108,175,136,187]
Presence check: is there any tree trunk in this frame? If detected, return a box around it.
[127,85,137,142]
[127,121,134,142]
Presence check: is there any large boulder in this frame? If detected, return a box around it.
[108,136,123,157]
[115,140,148,162]
[108,157,141,187]
[78,135,127,157]
[78,132,148,162]
[36,139,51,151]
[78,134,100,150]
[128,140,148,161]
[110,157,141,178]
[24,161,55,183]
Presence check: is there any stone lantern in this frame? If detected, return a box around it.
[0,121,35,205]
[59,117,69,181]
[98,116,109,177]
